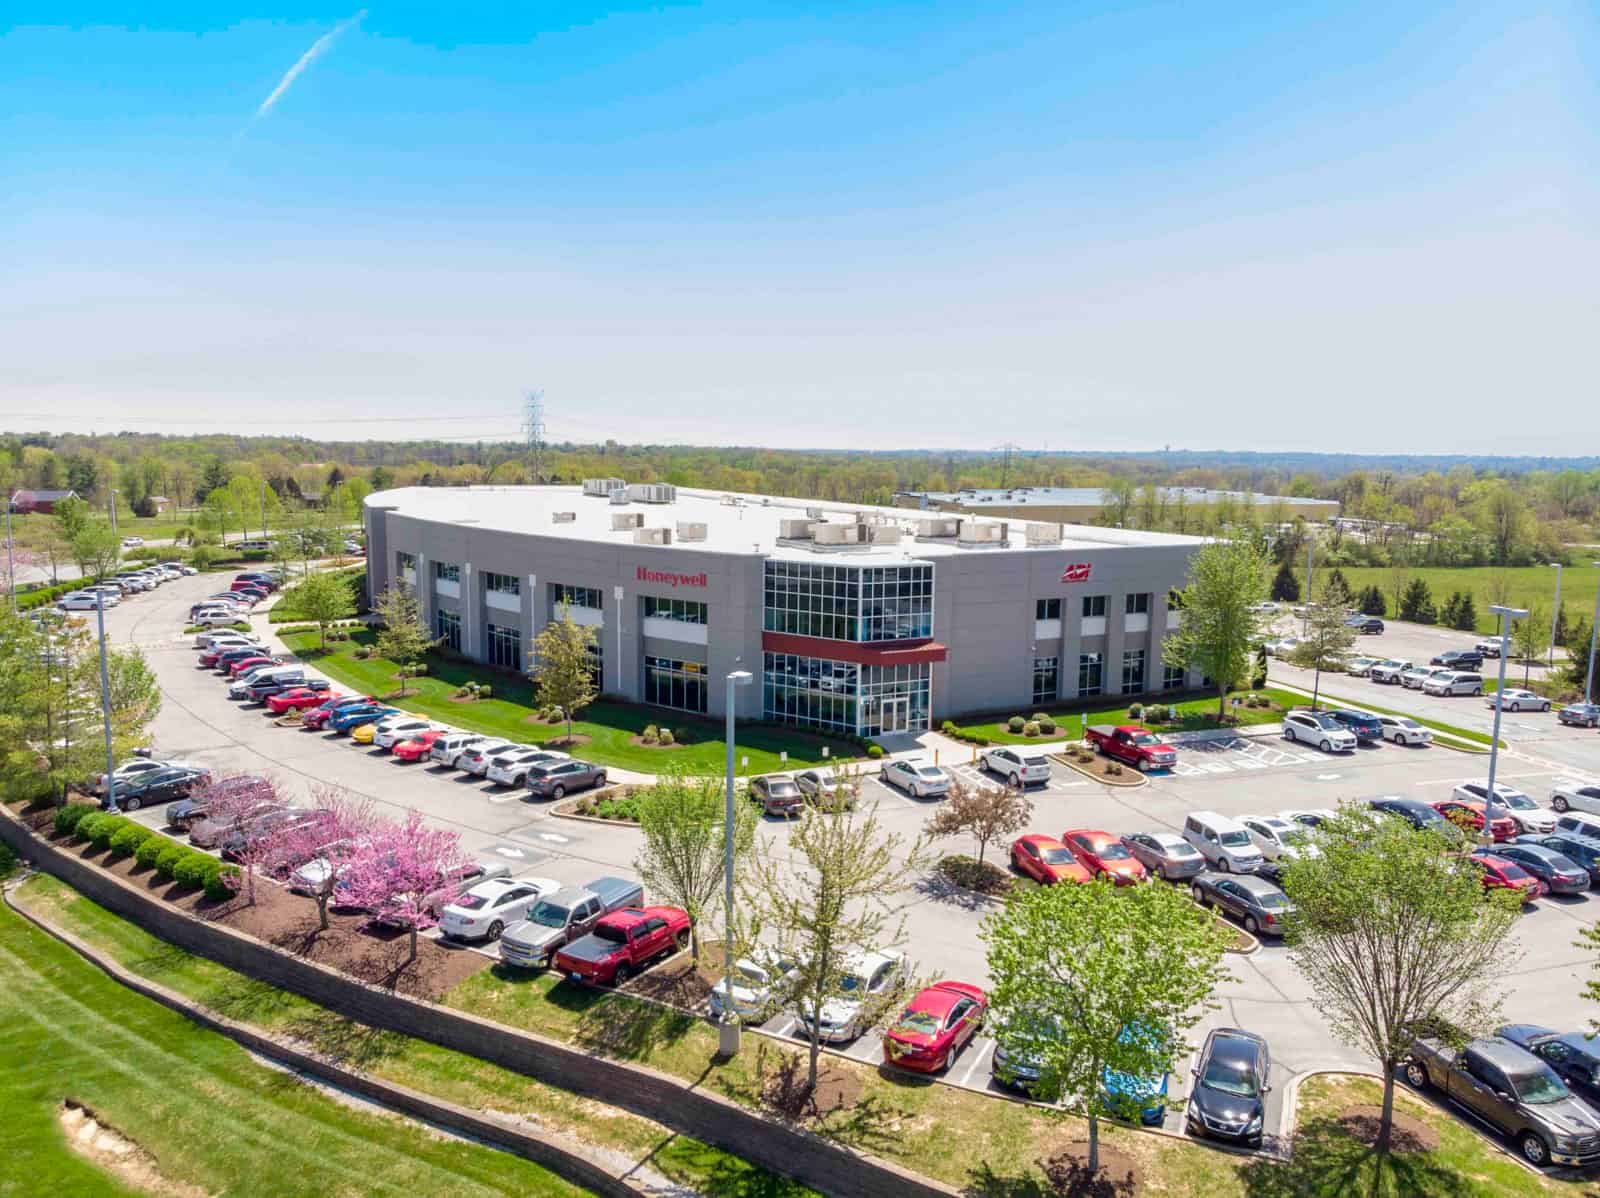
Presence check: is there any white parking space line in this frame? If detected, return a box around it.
[486,789,527,804]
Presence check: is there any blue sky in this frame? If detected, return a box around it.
[2,3,1595,452]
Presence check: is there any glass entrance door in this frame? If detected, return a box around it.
[881,697,909,734]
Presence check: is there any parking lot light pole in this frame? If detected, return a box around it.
[1549,563,1563,669]
[4,499,14,614]
[720,669,753,1057]
[1482,604,1527,846]
[96,589,119,813]
[1587,562,1600,707]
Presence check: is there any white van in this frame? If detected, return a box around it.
[1183,811,1266,873]
[1423,671,1484,697]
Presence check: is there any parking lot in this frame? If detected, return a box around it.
[90,571,1600,1153]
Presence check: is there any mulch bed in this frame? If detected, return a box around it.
[937,855,1015,896]
[1036,1139,1143,1197]
[620,942,723,1008]
[1335,1104,1439,1153]
[625,735,685,750]
[753,1039,866,1121]
[1055,752,1145,785]
[48,829,488,1001]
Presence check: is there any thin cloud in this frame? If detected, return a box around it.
[251,9,367,123]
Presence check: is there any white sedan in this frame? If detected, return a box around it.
[979,747,1051,787]
[93,757,197,795]
[1278,808,1340,829]
[879,759,952,799]
[1374,714,1433,746]
[373,718,434,750]
[438,877,560,942]
[1241,815,1320,861]
[1451,782,1554,834]
[57,591,117,611]
[1550,784,1600,817]
[1487,689,1551,713]
[708,950,801,1023]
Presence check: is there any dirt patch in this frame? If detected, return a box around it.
[1052,751,1147,787]
[620,946,717,1008]
[626,735,684,750]
[58,1101,209,1198]
[1335,1104,1440,1153]
[1036,1138,1143,1197]
[753,1041,866,1121]
[937,854,1014,896]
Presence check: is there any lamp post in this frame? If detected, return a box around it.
[1549,563,1563,669]
[4,496,14,614]
[1586,562,1600,707]
[95,589,119,813]
[1481,604,1527,845]
[720,668,753,1057]
[108,489,119,542]
[1301,536,1314,637]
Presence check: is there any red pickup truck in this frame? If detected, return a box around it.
[552,905,690,986]
[1085,725,1178,772]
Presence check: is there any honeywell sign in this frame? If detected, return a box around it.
[636,566,708,588]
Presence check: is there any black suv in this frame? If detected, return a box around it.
[1187,1027,1271,1147]
[1327,709,1383,743]
[1368,795,1455,835]
[1431,648,1483,669]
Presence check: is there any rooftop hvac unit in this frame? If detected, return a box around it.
[628,483,676,504]
[720,494,741,506]
[582,477,626,497]
[552,511,577,524]
[869,525,903,545]
[609,490,631,505]
[813,523,858,545]
[611,512,645,530]
[916,517,960,538]
[957,520,1006,545]
[633,527,673,546]
[779,519,815,539]
[1025,522,1063,546]
[805,507,824,519]
[675,521,708,542]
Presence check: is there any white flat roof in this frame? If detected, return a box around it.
[902,486,1332,508]
[368,485,1205,560]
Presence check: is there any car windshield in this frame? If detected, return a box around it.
[916,768,945,779]
[1093,841,1131,860]
[894,1011,941,1036]
[529,902,569,928]
[1201,1055,1259,1098]
[1498,862,1531,880]
[839,970,869,993]
[1511,1068,1570,1104]
[1500,793,1535,810]
[1312,714,1342,729]
[1040,848,1074,865]
[768,781,800,796]
[1256,891,1290,909]
[1220,830,1252,848]
[1131,734,1159,746]
[1281,831,1310,848]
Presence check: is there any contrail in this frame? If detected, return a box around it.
[251,9,367,123]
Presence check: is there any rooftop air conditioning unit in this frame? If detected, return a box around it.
[869,525,903,545]
[813,523,856,545]
[779,519,814,539]
[675,521,708,542]
[610,490,632,505]
[958,520,1006,545]
[633,527,672,546]
[583,478,626,497]
[628,483,676,504]
[1025,522,1063,545]
[805,507,824,519]
[552,511,577,524]
[916,517,960,538]
[611,512,645,530]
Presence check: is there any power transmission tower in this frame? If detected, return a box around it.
[995,442,1023,489]
[522,390,547,484]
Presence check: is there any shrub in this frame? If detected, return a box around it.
[658,728,675,746]
[412,663,428,677]
[155,842,190,880]
[866,744,884,759]
[54,804,94,837]
[1106,762,1124,776]
[134,834,171,870]
[1128,703,1144,720]
[936,854,1012,896]
[1007,716,1026,734]
[640,729,659,745]
[0,842,15,881]
[1037,716,1057,735]
[74,811,108,842]
[172,853,211,890]
[90,815,134,849]
[1022,721,1041,737]
[643,724,659,739]
[478,685,492,699]
[203,861,240,901]
[1029,712,1050,725]
[942,720,958,734]
[109,823,152,857]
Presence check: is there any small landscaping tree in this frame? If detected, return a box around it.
[982,877,1231,1175]
[1358,584,1387,617]
[1289,578,1358,710]
[260,787,379,928]
[190,775,279,893]
[1451,591,1478,632]
[291,570,356,651]
[923,779,1031,868]
[373,581,435,697]
[1512,600,1549,684]
[341,808,471,963]
[632,764,757,963]
[530,605,598,742]
[1270,559,1300,602]
[1164,538,1271,720]
[1399,577,1436,623]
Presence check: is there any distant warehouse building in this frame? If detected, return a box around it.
[364,483,1213,733]
[894,486,1340,525]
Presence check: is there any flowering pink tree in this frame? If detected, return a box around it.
[191,774,281,904]
[261,787,382,929]
[340,808,472,962]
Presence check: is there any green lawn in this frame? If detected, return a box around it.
[281,628,862,774]
[0,880,590,1198]
[953,687,1305,745]
[1291,564,1598,636]
[1274,676,1499,749]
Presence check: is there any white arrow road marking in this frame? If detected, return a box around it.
[493,846,526,859]
[537,832,570,844]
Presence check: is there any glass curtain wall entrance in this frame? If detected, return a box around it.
[762,652,931,736]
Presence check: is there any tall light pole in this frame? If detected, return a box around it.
[1481,603,1527,845]
[4,496,14,614]
[719,668,753,1057]
[108,488,119,542]
[1549,563,1563,669]
[259,480,269,540]
[95,589,119,812]
[1301,535,1315,637]
[1587,562,1600,707]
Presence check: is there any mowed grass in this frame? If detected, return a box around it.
[281,628,862,774]
[0,883,589,1198]
[954,687,1305,745]
[1292,565,1599,635]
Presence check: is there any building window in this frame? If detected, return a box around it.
[487,623,521,671]
[1125,592,1150,615]
[1162,664,1186,690]
[435,609,461,652]
[397,551,416,572]
[1078,652,1103,696]
[587,641,604,691]
[550,582,602,610]
[643,595,708,624]
[1081,595,1106,619]
[1121,649,1147,695]
[434,561,461,583]
[485,572,520,596]
[761,652,862,734]
[1032,657,1059,706]
[1035,598,1061,621]
[762,560,932,643]
[644,656,707,713]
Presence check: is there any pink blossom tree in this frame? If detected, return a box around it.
[192,774,283,904]
[339,808,472,962]
[261,787,382,929]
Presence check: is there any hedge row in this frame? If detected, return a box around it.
[60,805,238,900]
[17,580,92,611]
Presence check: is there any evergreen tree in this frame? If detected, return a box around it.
[1438,593,1462,629]
[1325,567,1349,600]
[1446,591,1477,632]
[1358,585,1387,617]
[1270,560,1300,602]
[1399,578,1436,624]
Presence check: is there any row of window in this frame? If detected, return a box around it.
[486,571,520,596]
[643,656,708,713]
[1037,592,1180,621]
[550,582,603,610]
[642,595,707,624]
[760,651,931,735]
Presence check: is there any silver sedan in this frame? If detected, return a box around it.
[1122,831,1205,880]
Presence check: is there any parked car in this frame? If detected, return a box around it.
[1345,656,1381,677]
[330,704,400,733]
[300,695,377,730]
[1518,832,1600,887]
[1120,830,1205,881]
[979,746,1052,787]
[418,732,486,769]
[1374,714,1433,746]
[368,859,513,925]
[1183,811,1265,873]
[1084,725,1177,772]
[708,948,801,1023]
[1187,1028,1271,1147]
[190,608,241,626]
[1432,798,1518,841]
[1490,689,1551,713]
[882,982,988,1073]
[165,774,271,831]
[879,759,952,799]
[794,948,908,1043]
[456,739,518,775]
[1326,709,1382,743]
[484,747,559,786]
[1368,658,1413,684]
[93,757,195,795]
[1558,702,1600,728]
[500,877,646,970]
[1472,852,1544,902]
[350,722,380,746]
[373,717,434,751]
[392,729,445,762]
[1451,783,1553,834]
[1498,1025,1600,1110]
[526,759,608,800]
[794,767,851,804]
[1191,873,1295,937]
[1240,815,1319,862]
[749,773,807,817]
[57,591,116,611]
[439,877,561,942]
[190,803,290,849]
[1281,710,1357,752]
[553,905,692,987]
[265,686,339,715]
[1277,808,1339,829]
[1423,670,1484,697]
[1263,637,1301,658]
[1368,795,1455,834]
[1062,828,1148,884]
[1010,834,1092,885]
[1551,784,1600,816]
[1480,844,1589,895]
[108,765,212,812]
[1432,649,1484,670]
[1403,1035,1600,1166]
[220,808,329,861]
[1475,637,1505,659]
[244,672,323,703]
[1346,616,1385,634]
[1401,665,1442,690]
[1556,812,1600,840]
[1102,1022,1173,1125]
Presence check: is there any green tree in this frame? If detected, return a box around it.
[1357,584,1387,617]
[1164,538,1271,719]
[1290,578,1359,709]
[1511,600,1549,684]
[1270,559,1300,602]
[1282,807,1521,1156]
[1471,481,1532,565]
[530,607,599,741]
[373,582,435,697]
[51,494,89,544]
[293,570,357,651]
[923,779,1031,867]
[1398,578,1436,624]
[982,878,1230,1173]
[633,765,757,963]
[1448,591,1477,632]
[70,520,121,581]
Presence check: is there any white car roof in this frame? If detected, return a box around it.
[1149,831,1189,849]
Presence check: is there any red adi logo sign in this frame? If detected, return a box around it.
[1060,562,1093,583]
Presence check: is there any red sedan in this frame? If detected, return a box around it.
[267,687,339,715]
[1431,799,1517,842]
[392,730,445,762]
[227,655,278,677]
[301,695,373,729]
[1475,853,1545,903]
[1011,834,1092,885]
[881,981,987,1073]
[1062,829,1149,884]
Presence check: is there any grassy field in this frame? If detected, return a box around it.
[953,687,1305,745]
[281,628,862,773]
[0,881,590,1198]
[1292,565,1598,635]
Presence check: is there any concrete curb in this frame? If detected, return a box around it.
[1050,753,1149,787]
